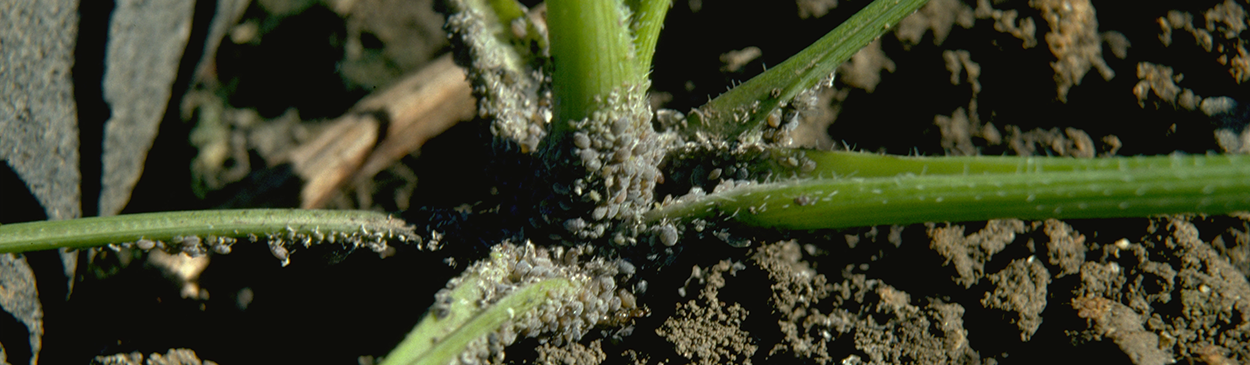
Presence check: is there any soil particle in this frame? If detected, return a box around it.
[1074,218,1250,363]
[928,219,1027,288]
[838,40,895,93]
[1158,0,1250,83]
[980,257,1050,341]
[752,241,838,363]
[657,259,756,365]
[1211,214,1250,277]
[1003,125,1097,157]
[1041,219,1086,277]
[1071,295,1173,365]
[853,297,974,365]
[753,241,977,364]
[895,0,975,46]
[973,0,1038,48]
[1134,62,1206,111]
[752,241,833,315]
[535,339,606,365]
[795,0,839,19]
[1032,0,1115,101]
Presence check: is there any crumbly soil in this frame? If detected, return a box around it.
[4,0,1250,364]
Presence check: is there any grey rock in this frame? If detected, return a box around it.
[0,0,82,221]
[0,254,43,365]
[99,0,195,216]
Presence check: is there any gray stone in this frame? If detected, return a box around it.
[0,0,82,221]
[99,0,195,216]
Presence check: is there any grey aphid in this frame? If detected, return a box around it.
[564,218,587,232]
[573,132,591,149]
[801,158,817,173]
[269,243,290,266]
[135,239,156,250]
[617,260,636,276]
[659,224,679,246]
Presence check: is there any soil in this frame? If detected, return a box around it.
[3,0,1250,364]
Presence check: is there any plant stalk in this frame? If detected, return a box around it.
[0,209,416,253]
[645,154,1250,229]
[546,0,645,126]
[685,0,929,139]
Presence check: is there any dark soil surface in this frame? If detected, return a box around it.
[5,0,1250,364]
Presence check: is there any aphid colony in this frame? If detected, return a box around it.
[114,223,419,267]
[433,241,644,364]
[445,0,553,154]
[545,84,681,247]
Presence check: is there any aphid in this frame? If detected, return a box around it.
[135,239,156,250]
[573,132,591,149]
[801,159,817,173]
[604,306,650,326]
[766,109,782,128]
[659,224,679,246]
[708,168,722,180]
[510,17,528,39]
[617,260,636,276]
[269,243,290,266]
[794,194,813,206]
[564,218,587,232]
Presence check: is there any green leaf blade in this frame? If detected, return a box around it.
[646,154,1250,230]
[685,0,930,139]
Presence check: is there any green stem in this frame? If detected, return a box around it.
[381,277,573,365]
[546,0,645,125]
[799,150,1245,178]
[645,154,1250,230]
[685,0,929,139]
[0,209,416,253]
[630,0,671,71]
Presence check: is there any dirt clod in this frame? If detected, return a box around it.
[981,257,1050,341]
[657,260,756,365]
[928,219,1027,288]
